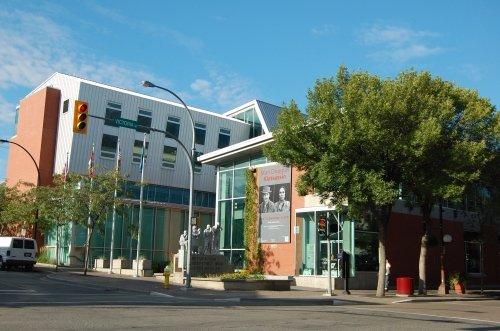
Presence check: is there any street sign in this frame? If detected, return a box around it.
[114,118,138,129]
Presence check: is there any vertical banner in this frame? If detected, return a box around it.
[257,165,291,243]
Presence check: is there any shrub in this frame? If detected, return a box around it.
[220,270,265,281]
[36,247,56,264]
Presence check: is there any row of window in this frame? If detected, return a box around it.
[62,99,232,149]
[100,134,203,172]
[101,101,231,148]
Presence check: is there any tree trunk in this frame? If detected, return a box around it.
[376,205,392,297]
[83,225,94,276]
[418,202,432,295]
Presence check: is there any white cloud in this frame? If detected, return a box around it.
[190,79,213,98]
[190,66,258,110]
[0,9,171,95]
[360,24,443,62]
[311,24,335,36]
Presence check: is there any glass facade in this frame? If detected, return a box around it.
[45,198,215,267]
[234,107,263,138]
[217,153,270,267]
[296,210,356,277]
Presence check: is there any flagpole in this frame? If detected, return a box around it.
[135,134,146,277]
[109,139,120,274]
[84,143,95,276]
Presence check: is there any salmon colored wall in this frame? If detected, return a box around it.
[5,87,60,245]
[262,168,304,275]
[6,87,60,187]
[386,212,465,289]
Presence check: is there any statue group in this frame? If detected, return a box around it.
[178,224,222,255]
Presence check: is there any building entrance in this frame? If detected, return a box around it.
[296,208,354,277]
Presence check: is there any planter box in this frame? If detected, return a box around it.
[94,258,109,269]
[185,278,292,291]
[112,259,132,269]
[132,259,152,271]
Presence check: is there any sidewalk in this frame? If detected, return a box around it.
[37,264,499,306]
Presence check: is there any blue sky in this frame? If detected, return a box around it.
[0,0,499,180]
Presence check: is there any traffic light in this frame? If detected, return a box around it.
[73,100,89,134]
[317,217,327,238]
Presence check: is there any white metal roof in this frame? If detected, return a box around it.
[25,72,247,124]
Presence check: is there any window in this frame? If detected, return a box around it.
[12,239,23,249]
[24,240,35,249]
[234,108,263,138]
[105,102,122,127]
[132,139,149,163]
[14,106,19,128]
[100,134,118,159]
[194,123,206,145]
[166,116,180,139]
[62,99,69,113]
[194,151,203,173]
[162,146,177,168]
[136,109,152,133]
[218,128,231,148]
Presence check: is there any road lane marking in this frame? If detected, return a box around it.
[347,306,500,325]
[150,292,175,298]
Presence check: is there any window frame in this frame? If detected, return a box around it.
[62,99,69,113]
[162,145,177,169]
[132,139,149,163]
[166,116,181,140]
[194,122,207,145]
[136,109,152,134]
[100,134,118,159]
[217,128,231,148]
[104,101,122,127]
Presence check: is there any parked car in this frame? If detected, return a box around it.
[0,236,37,270]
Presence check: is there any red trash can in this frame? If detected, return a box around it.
[396,277,414,296]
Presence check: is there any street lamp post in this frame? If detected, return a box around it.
[437,201,449,295]
[141,81,196,288]
[0,139,41,241]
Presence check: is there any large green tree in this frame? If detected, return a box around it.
[395,71,498,294]
[65,171,123,275]
[265,67,416,296]
[35,175,75,270]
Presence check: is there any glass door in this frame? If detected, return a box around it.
[298,212,316,275]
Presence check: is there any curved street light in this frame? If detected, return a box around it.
[0,139,41,240]
[141,81,196,288]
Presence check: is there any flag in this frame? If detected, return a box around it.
[62,152,69,182]
[115,139,121,172]
[88,143,95,177]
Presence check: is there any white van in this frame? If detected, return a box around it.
[0,237,37,270]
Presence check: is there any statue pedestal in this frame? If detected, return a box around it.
[190,254,234,277]
[175,249,187,270]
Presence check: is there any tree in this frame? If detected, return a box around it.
[0,182,39,236]
[66,171,123,275]
[395,71,498,294]
[264,66,417,296]
[35,175,74,270]
[244,169,263,273]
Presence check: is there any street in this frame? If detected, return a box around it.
[0,268,499,330]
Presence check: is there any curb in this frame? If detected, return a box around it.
[392,296,500,304]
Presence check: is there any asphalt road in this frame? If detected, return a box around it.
[1,268,499,330]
